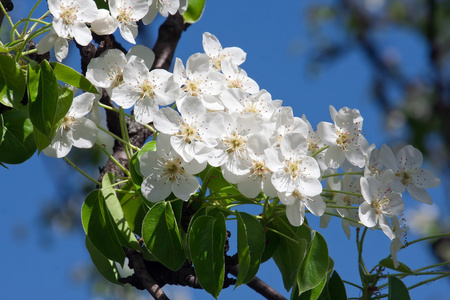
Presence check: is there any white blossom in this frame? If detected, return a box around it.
[43,92,98,158]
[109,0,150,44]
[202,32,246,71]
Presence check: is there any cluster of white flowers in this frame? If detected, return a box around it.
[44,29,441,266]
[37,0,188,61]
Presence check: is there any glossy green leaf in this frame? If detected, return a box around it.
[388,276,410,300]
[297,232,329,295]
[0,105,36,164]
[292,274,327,300]
[235,212,265,287]
[271,216,310,291]
[0,55,25,109]
[102,173,141,250]
[316,271,347,300]
[198,165,230,193]
[28,60,60,137]
[379,258,412,274]
[142,202,185,271]
[81,190,126,263]
[189,213,226,298]
[50,62,99,94]
[85,235,122,285]
[260,228,280,263]
[118,180,146,234]
[0,115,4,145]
[183,0,206,23]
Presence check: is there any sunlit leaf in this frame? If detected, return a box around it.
[189,213,226,298]
[142,202,185,271]
[51,62,99,94]
[183,0,206,23]
[0,55,25,109]
[0,105,36,164]
[85,235,122,285]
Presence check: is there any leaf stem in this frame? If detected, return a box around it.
[96,124,139,151]
[322,171,364,178]
[62,157,101,186]
[311,145,329,157]
[322,189,363,197]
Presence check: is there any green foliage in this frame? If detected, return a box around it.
[142,201,186,271]
[183,0,206,23]
[379,258,413,274]
[388,276,410,300]
[81,190,126,264]
[0,104,36,164]
[297,232,329,295]
[85,235,122,285]
[235,211,265,287]
[271,216,310,291]
[50,62,99,94]
[28,60,73,151]
[188,213,226,298]
[0,55,26,109]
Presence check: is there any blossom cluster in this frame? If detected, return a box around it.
[37,0,188,61]
[44,31,441,266]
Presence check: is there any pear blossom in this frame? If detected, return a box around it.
[302,115,327,171]
[111,59,179,124]
[86,49,128,95]
[318,105,368,169]
[265,132,322,196]
[142,0,183,25]
[90,9,119,36]
[43,92,98,158]
[173,55,226,110]
[209,113,267,180]
[271,107,308,147]
[139,134,204,202]
[221,58,259,94]
[109,0,150,44]
[279,190,326,226]
[236,133,277,198]
[359,176,405,239]
[48,0,98,46]
[153,96,225,163]
[202,32,246,70]
[380,144,441,204]
[36,27,69,62]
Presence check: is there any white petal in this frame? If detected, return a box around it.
[286,200,305,227]
[172,175,199,201]
[43,131,73,158]
[141,175,172,202]
[70,93,95,118]
[358,202,377,228]
[153,107,182,134]
[412,169,441,189]
[305,195,326,216]
[298,177,322,197]
[325,145,345,169]
[71,118,97,148]
[238,176,262,198]
[134,97,158,124]
[406,184,433,204]
[119,23,138,44]
[71,23,93,46]
[111,84,138,109]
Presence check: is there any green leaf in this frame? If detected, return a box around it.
[118,181,146,234]
[102,173,141,250]
[270,216,311,291]
[388,276,410,300]
[260,228,280,263]
[198,165,230,193]
[81,190,126,263]
[51,62,99,94]
[183,0,206,23]
[85,235,122,285]
[316,271,347,300]
[189,213,226,298]
[0,105,36,164]
[379,258,413,274]
[0,55,26,109]
[292,275,327,300]
[142,202,185,271]
[235,212,265,287]
[0,114,4,145]
[297,232,329,295]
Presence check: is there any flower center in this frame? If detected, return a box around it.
[61,115,75,131]
[117,8,133,24]
[140,79,156,99]
[223,132,246,154]
[285,160,302,179]
[336,130,350,149]
[163,158,185,182]
[228,78,243,89]
[372,196,390,214]
[242,102,259,114]
[212,54,226,70]
[60,5,77,25]
[307,139,319,153]
[395,171,412,185]
[112,68,124,88]
[183,79,202,96]
[179,124,199,143]
[250,160,268,178]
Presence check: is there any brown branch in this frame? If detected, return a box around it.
[228,265,287,300]
[121,249,170,300]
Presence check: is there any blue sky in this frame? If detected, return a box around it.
[1,0,449,299]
